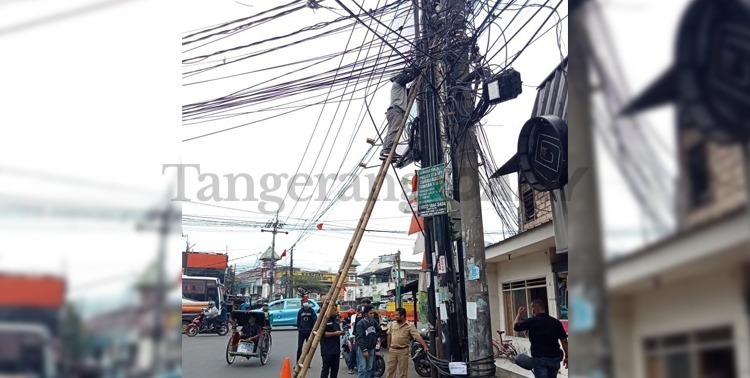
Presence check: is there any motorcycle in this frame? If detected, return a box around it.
[410,326,432,377]
[373,335,385,377]
[185,311,229,337]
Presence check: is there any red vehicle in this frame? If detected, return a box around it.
[185,311,229,337]
[0,273,66,378]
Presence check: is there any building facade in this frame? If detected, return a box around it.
[485,58,569,377]
[608,121,749,378]
[359,254,421,302]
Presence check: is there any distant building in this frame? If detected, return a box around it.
[82,262,182,378]
[358,254,421,302]
[237,260,360,301]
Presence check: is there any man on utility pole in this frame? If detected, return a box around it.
[380,66,421,161]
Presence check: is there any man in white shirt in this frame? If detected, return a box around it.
[202,301,221,330]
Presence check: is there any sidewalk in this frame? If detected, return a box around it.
[494,357,568,377]
[495,358,532,378]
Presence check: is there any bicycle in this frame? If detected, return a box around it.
[492,330,518,360]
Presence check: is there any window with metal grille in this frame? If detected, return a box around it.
[502,278,547,338]
[643,326,735,378]
[523,189,536,222]
[686,143,712,208]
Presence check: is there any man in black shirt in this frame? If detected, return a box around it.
[355,306,379,378]
[513,299,569,378]
[321,313,345,378]
[356,298,380,325]
[297,297,318,364]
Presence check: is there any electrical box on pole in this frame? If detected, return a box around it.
[483,68,523,105]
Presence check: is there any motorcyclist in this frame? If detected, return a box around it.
[261,303,271,327]
[202,301,221,330]
[240,295,252,311]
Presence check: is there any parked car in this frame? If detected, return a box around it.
[253,298,320,327]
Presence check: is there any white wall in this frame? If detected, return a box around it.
[359,281,395,299]
[488,263,501,334]
[610,296,635,378]
[489,248,565,374]
[620,265,750,378]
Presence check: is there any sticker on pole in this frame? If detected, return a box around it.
[448,362,468,375]
[417,164,448,217]
[437,256,447,274]
[467,263,480,281]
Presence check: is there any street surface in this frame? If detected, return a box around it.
[182,326,424,378]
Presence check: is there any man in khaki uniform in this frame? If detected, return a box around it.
[386,308,429,378]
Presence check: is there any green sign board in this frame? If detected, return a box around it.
[417,164,448,217]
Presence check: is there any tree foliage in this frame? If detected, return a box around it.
[289,274,331,296]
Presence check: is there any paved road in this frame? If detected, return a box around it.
[182,326,425,378]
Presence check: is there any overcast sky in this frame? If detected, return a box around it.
[179,0,574,273]
[177,0,684,273]
[0,0,684,304]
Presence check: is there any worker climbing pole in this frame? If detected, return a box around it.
[292,76,424,377]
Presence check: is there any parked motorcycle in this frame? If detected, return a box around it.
[374,335,385,377]
[410,326,432,377]
[185,311,229,337]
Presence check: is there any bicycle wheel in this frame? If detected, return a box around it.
[225,337,235,365]
[493,342,501,358]
[259,335,270,365]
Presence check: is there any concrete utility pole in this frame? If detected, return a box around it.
[440,0,493,373]
[568,4,614,377]
[262,211,288,298]
[139,194,179,376]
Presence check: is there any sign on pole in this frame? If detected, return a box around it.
[417,164,448,217]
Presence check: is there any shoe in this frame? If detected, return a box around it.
[348,369,355,374]
[379,151,402,161]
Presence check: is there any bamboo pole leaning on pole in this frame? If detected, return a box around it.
[293,77,423,378]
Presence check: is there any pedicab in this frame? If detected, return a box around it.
[226,310,272,365]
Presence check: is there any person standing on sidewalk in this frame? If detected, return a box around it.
[297,296,318,364]
[355,306,379,378]
[513,299,569,378]
[386,308,428,378]
[321,312,345,378]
